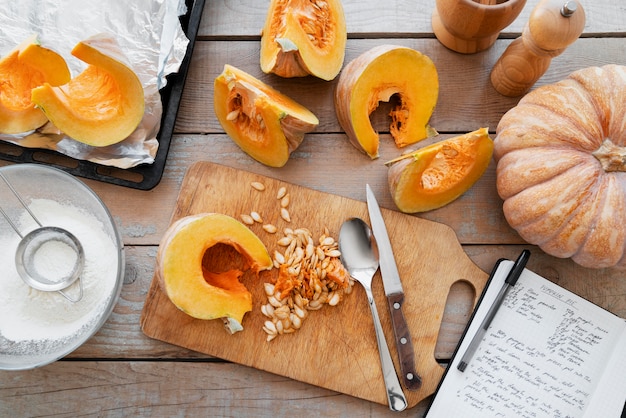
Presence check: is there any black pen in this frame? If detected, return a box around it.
[457,250,531,372]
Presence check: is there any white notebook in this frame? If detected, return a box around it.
[425,258,626,418]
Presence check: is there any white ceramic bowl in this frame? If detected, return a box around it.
[0,164,124,370]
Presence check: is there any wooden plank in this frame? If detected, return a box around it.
[34,129,512,248]
[0,361,430,417]
[0,129,534,247]
[200,0,626,38]
[176,38,626,134]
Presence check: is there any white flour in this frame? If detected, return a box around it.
[0,198,119,349]
[33,239,78,283]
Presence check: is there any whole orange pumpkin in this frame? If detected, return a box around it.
[494,64,626,269]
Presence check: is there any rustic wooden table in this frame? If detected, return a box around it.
[1,0,625,416]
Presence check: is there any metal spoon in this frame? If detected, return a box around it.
[339,217,408,412]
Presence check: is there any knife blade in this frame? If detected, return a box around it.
[366,184,421,390]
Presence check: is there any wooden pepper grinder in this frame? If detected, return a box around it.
[490,0,586,97]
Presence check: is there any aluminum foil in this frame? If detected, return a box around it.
[0,0,190,168]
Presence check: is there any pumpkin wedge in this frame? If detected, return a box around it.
[214,64,319,167]
[157,213,273,334]
[0,35,70,134]
[31,33,145,147]
[387,128,493,213]
[260,0,347,81]
[335,45,439,159]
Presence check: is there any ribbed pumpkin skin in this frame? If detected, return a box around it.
[494,65,626,269]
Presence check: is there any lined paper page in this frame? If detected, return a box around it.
[426,261,626,418]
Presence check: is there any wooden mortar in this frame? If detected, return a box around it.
[432,0,527,54]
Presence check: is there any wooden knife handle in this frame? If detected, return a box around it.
[387,293,422,390]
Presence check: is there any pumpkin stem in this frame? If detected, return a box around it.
[592,139,626,172]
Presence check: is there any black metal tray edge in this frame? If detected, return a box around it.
[0,0,206,191]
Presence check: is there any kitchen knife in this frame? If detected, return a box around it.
[366,184,421,390]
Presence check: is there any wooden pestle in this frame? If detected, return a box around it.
[490,0,586,97]
[432,0,527,54]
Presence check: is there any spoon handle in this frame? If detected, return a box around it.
[363,284,408,412]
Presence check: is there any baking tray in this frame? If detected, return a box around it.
[0,0,205,190]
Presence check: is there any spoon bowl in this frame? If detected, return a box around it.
[339,217,408,412]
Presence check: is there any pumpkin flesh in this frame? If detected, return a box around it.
[30,33,145,147]
[494,64,626,269]
[157,213,273,334]
[0,35,70,133]
[260,0,346,81]
[214,64,319,167]
[335,45,439,159]
[387,128,493,213]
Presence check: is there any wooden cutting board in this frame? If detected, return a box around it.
[140,161,488,408]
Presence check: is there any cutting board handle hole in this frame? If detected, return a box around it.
[434,280,476,361]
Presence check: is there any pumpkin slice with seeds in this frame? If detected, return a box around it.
[260,0,347,81]
[214,64,319,168]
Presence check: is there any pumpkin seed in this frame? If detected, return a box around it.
[294,304,307,319]
[274,305,290,320]
[240,214,254,225]
[260,220,353,340]
[277,236,292,247]
[263,223,277,234]
[250,211,263,223]
[226,109,240,121]
[263,320,277,334]
[275,319,284,334]
[290,313,302,329]
[281,207,291,222]
[268,295,283,308]
[321,236,335,247]
[251,181,265,191]
[261,304,274,318]
[273,250,285,264]
[326,249,341,258]
[328,291,341,306]
[308,300,322,310]
[277,186,287,199]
